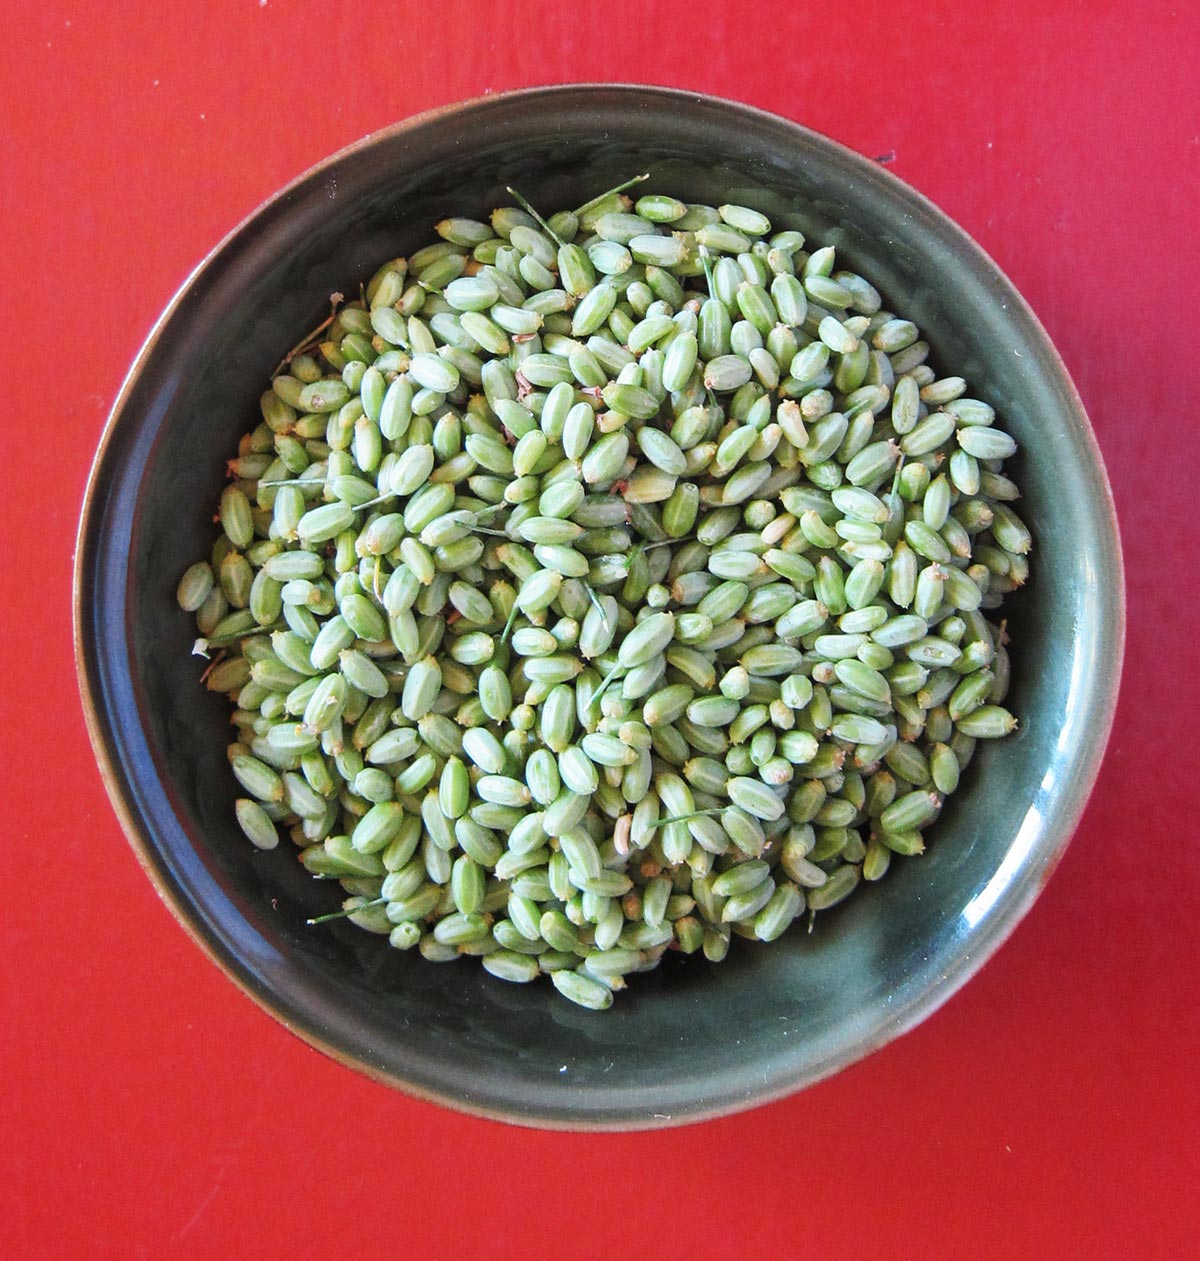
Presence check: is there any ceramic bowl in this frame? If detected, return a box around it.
[75,84,1123,1129]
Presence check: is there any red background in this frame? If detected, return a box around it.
[3,2,1197,1257]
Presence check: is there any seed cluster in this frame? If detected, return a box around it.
[178,178,1030,1009]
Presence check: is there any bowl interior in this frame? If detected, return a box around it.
[78,86,1121,1127]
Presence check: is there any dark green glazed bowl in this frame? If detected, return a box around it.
[75,85,1123,1129]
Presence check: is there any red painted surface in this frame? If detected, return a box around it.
[3,3,1197,1257]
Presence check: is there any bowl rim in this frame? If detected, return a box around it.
[74,81,1126,1130]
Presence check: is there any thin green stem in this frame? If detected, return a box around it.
[584,583,609,625]
[308,896,386,925]
[498,597,521,646]
[193,622,284,654]
[505,185,563,246]
[589,658,625,710]
[646,808,724,830]
[573,173,650,218]
[353,492,396,511]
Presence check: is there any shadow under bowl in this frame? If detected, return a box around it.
[75,84,1123,1129]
